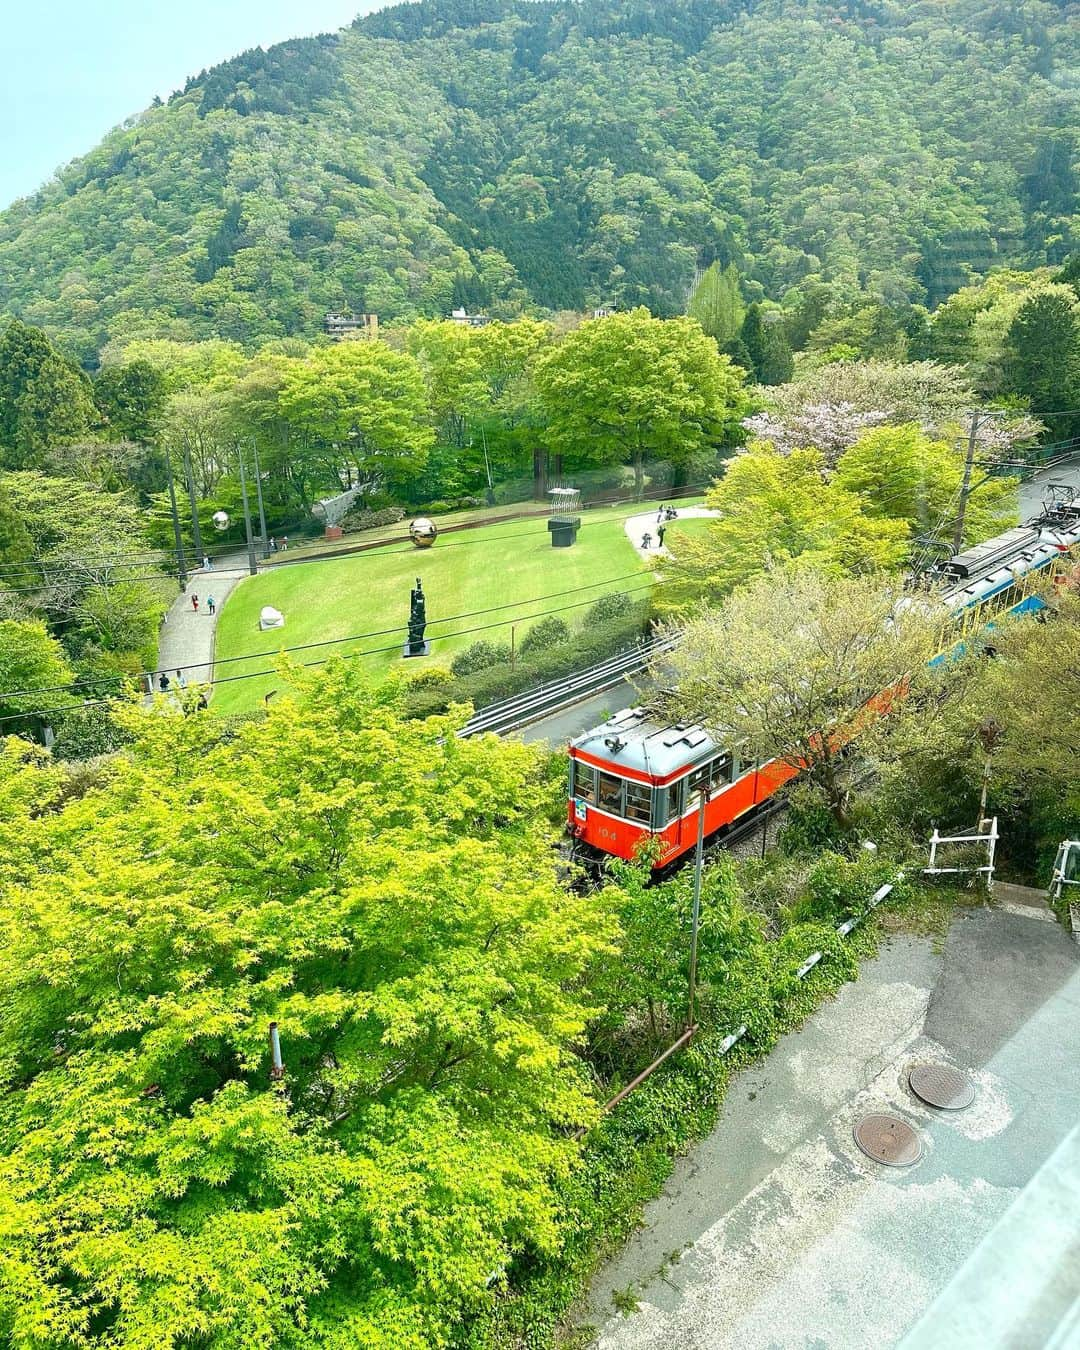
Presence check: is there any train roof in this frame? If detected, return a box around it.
[939,519,1080,610]
[569,705,721,779]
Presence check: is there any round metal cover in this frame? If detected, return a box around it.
[909,1063,975,1111]
[853,1114,923,1167]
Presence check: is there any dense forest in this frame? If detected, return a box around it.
[0,0,1076,363]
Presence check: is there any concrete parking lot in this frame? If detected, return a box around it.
[584,895,1080,1349]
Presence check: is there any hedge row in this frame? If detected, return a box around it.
[340,505,406,534]
[402,605,650,720]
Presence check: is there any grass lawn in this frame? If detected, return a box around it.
[663,515,713,545]
[212,502,661,714]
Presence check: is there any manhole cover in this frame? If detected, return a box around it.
[853,1114,923,1167]
[909,1063,975,1111]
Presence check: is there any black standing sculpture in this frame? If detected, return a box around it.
[404,576,430,657]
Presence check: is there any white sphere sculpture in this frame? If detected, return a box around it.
[212,510,230,532]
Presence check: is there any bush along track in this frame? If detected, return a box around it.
[465,865,913,1349]
[402,595,648,720]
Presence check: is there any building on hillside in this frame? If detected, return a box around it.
[324,312,379,341]
[591,307,615,319]
[449,307,490,327]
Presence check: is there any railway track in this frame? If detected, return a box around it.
[457,633,678,738]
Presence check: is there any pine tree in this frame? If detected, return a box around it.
[1002,287,1080,438]
[740,304,794,385]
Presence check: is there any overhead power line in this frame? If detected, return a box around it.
[0,576,666,726]
[0,570,654,703]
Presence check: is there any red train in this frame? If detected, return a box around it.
[567,709,798,869]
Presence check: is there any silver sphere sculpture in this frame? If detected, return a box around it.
[409,517,438,548]
[212,510,230,532]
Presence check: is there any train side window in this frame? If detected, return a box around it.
[598,772,624,815]
[662,779,684,825]
[689,754,733,796]
[624,781,652,824]
[572,762,596,803]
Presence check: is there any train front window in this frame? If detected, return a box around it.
[658,779,684,826]
[572,762,596,803]
[624,781,652,824]
[598,772,624,814]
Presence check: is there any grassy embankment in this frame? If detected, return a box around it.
[212,501,702,714]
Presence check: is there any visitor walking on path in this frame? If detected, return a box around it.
[175,669,187,689]
[207,595,216,615]
[155,548,250,692]
[280,536,288,552]
[203,554,213,571]
[657,524,666,548]
[641,531,652,550]
[191,594,199,613]
[158,672,170,692]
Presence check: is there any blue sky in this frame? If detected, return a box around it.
[2,1,381,209]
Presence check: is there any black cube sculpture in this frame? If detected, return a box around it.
[548,486,581,548]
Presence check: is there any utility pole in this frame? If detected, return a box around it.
[182,439,203,561]
[251,438,270,558]
[164,452,187,591]
[236,444,258,577]
[952,409,1004,553]
[687,787,707,1030]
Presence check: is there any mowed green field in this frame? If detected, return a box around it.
[212,503,667,714]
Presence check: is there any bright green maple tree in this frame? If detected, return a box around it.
[533,308,748,495]
[0,668,614,1348]
[834,423,1018,546]
[662,442,910,607]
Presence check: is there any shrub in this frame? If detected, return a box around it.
[584,590,634,626]
[519,615,570,658]
[789,849,894,926]
[399,665,455,692]
[404,607,649,719]
[450,639,512,677]
[340,505,405,534]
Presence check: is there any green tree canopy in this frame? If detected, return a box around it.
[740,303,794,385]
[1002,286,1080,439]
[0,669,614,1347]
[662,443,910,606]
[833,423,1018,546]
[661,570,941,823]
[687,262,745,348]
[534,308,747,494]
[94,359,168,445]
[0,319,95,469]
[0,617,75,727]
[279,341,434,494]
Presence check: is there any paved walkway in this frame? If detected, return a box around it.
[1018,453,1080,519]
[584,897,1080,1349]
[624,506,719,559]
[154,552,251,690]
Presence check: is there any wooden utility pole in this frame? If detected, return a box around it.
[687,787,707,1029]
[952,409,1004,553]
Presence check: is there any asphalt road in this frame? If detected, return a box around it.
[1019,455,1080,519]
[585,896,1080,1349]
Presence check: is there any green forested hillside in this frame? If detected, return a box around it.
[1,0,1076,362]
